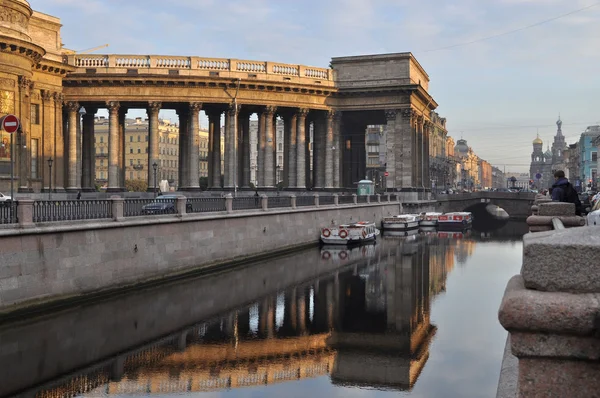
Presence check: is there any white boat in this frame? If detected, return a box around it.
[420,212,444,227]
[438,212,473,229]
[382,214,421,231]
[320,221,380,245]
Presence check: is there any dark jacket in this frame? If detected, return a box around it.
[551,178,569,201]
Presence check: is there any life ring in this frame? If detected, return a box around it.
[362,230,367,238]
[322,228,331,237]
[339,229,348,239]
[338,251,348,260]
[321,251,331,260]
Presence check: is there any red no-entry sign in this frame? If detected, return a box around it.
[384,171,389,177]
[0,114,20,133]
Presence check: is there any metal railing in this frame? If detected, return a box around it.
[338,195,355,205]
[187,197,226,213]
[389,194,398,202]
[268,196,292,209]
[357,195,368,204]
[369,195,379,203]
[232,197,262,211]
[124,198,176,217]
[33,200,112,222]
[0,202,17,224]
[296,196,315,207]
[319,196,335,206]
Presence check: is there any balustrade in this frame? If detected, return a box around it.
[0,202,17,224]
[337,195,355,205]
[295,196,315,207]
[155,57,191,69]
[123,198,176,217]
[74,56,108,68]
[267,196,292,209]
[236,61,266,73]
[232,196,262,211]
[32,200,112,223]
[115,56,151,68]
[318,196,335,206]
[357,196,368,204]
[186,197,226,213]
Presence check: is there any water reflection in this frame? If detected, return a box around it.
[2,223,526,398]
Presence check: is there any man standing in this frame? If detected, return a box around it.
[551,170,582,216]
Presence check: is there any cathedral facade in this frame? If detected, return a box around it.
[529,118,568,190]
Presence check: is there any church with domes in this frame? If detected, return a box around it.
[529,118,568,190]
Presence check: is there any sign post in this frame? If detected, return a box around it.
[1,114,21,220]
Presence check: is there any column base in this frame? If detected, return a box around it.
[106,187,125,193]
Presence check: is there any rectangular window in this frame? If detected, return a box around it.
[130,159,133,165]
[592,151,597,162]
[100,136,104,143]
[30,138,38,179]
[278,143,283,151]
[137,135,141,142]
[137,148,141,154]
[129,172,133,180]
[129,148,133,154]
[129,136,133,142]
[31,104,40,125]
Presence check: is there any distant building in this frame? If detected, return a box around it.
[454,139,479,191]
[529,118,568,190]
[565,142,580,187]
[491,166,505,189]
[579,125,599,190]
[429,112,449,192]
[478,159,492,189]
[365,125,386,190]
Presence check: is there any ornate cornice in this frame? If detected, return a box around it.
[385,109,398,121]
[0,37,45,66]
[35,59,76,76]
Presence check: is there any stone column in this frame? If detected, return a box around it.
[313,115,326,189]
[81,108,97,191]
[146,102,161,191]
[325,110,334,189]
[185,102,202,190]
[118,108,127,189]
[417,115,424,189]
[257,110,266,187]
[41,90,55,192]
[295,109,308,189]
[285,112,297,189]
[207,109,221,189]
[400,109,417,190]
[76,109,82,192]
[65,101,80,192]
[17,76,32,192]
[424,121,431,189]
[385,110,398,191]
[333,111,342,188]
[177,107,189,190]
[106,101,121,192]
[53,93,65,191]
[263,106,276,188]
[240,111,251,188]
[224,103,239,189]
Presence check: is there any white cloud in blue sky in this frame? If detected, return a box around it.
[32,0,600,172]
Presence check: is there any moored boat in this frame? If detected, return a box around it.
[438,212,473,229]
[420,212,444,227]
[320,221,380,245]
[381,214,421,231]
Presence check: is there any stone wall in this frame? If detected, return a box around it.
[0,202,399,313]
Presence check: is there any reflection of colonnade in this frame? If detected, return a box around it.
[30,238,449,397]
[62,103,342,192]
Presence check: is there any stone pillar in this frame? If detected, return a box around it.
[424,121,431,190]
[17,198,33,227]
[53,93,65,192]
[333,111,342,188]
[118,108,127,189]
[257,110,266,188]
[65,101,80,192]
[325,111,334,189]
[312,117,322,189]
[295,109,308,189]
[400,109,417,192]
[207,109,221,189]
[41,90,55,192]
[224,103,239,189]
[146,102,161,191]
[263,106,276,188]
[76,108,82,192]
[81,108,97,191]
[285,112,297,189]
[384,110,398,191]
[177,107,189,189]
[17,76,32,193]
[106,101,121,192]
[184,102,202,190]
[240,111,251,188]
[498,227,600,398]
[225,193,233,213]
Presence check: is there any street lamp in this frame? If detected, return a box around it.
[47,157,53,200]
[152,162,158,197]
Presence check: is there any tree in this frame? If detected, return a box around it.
[125,179,148,192]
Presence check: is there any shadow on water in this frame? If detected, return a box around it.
[0,219,527,398]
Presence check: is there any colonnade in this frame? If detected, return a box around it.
[62,101,344,192]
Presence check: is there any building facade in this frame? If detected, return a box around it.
[579,125,599,191]
[454,139,480,191]
[429,112,448,192]
[529,118,569,191]
[478,159,492,190]
[491,166,505,189]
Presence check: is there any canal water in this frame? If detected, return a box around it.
[0,221,528,398]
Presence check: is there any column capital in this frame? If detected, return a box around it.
[226,102,240,116]
[385,109,399,121]
[84,107,98,117]
[64,101,80,113]
[263,105,277,116]
[206,108,222,120]
[53,92,64,106]
[326,109,337,121]
[401,108,415,120]
[147,101,162,114]
[189,102,202,113]
[106,101,120,113]
[296,108,310,118]
[18,76,32,92]
[41,89,53,103]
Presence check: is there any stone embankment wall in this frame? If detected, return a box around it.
[0,203,399,313]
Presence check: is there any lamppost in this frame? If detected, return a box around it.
[47,157,53,200]
[152,162,158,198]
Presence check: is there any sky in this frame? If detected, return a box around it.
[31,0,600,173]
